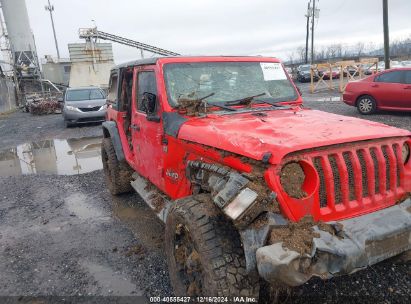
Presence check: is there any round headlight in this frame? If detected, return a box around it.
[402,143,410,164]
[280,162,307,199]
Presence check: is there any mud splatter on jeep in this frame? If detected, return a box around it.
[269,216,340,254]
[280,162,307,199]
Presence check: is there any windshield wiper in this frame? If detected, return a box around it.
[224,93,291,108]
[252,97,291,107]
[177,92,237,113]
[199,93,237,112]
[205,101,237,111]
[224,93,266,106]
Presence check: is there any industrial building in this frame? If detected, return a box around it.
[41,55,71,87]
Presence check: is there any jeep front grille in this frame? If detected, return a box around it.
[284,138,410,221]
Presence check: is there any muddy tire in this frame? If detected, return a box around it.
[101,137,133,195]
[165,194,259,298]
[357,95,376,115]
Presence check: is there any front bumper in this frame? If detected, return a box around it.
[63,109,106,124]
[256,199,411,286]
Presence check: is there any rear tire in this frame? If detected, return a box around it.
[165,194,259,298]
[357,95,376,115]
[101,138,133,195]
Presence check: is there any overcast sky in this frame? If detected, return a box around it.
[15,0,411,64]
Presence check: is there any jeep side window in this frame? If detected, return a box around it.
[119,69,133,112]
[137,71,158,114]
[107,73,118,107]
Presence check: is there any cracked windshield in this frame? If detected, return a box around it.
[164,62,298,109]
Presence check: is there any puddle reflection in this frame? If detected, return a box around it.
[0,137,103,176]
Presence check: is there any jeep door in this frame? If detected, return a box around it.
[131,66,165,189]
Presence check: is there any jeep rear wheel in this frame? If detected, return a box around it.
[165,194,259,298]
[101,138,133,195]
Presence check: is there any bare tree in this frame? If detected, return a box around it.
[287,51,295,64]
[296,46,306,63]
[355,42,365,56]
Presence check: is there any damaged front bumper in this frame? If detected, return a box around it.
[256,199,411,287]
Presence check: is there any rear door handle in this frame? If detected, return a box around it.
[371,84,379,88]
[131,124,140,131]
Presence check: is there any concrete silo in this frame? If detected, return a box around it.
[0,0,41,79]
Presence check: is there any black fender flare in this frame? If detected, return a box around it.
[102,121,125,161]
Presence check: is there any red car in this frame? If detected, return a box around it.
[343,68,411,114]
[321,67,340,80]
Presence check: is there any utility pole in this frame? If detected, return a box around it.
[45,0,60,59]
[305,1,311,64]
[383,0,390,69]
[310,0,316,64]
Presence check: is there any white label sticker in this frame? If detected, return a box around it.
[260,62,287,81]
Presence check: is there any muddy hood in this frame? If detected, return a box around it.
[177,109,410,164]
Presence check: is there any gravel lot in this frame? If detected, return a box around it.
[0,105,410,303]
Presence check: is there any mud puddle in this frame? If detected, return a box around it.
[112,196,165,251]
[80,260,143,296]
[0,136,102,176]
[65,192,110,221]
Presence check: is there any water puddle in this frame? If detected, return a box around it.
[65,192,108,220]
[80,260,143,296]
[0,136,102,176]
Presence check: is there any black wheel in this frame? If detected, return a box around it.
[101,138,133,195]
[357,95,376,115]
[64,120,73,128]
[165,194,259,298]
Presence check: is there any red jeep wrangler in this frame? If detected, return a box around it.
[101,56,411,298]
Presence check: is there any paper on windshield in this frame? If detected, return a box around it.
[260,63,288,81]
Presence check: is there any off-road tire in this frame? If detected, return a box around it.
[357,95,377,115]
[101,137,133,195]
[165,194,259,298]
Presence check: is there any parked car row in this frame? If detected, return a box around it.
[291,60,411,83]
[343,67,411,114]
[295,64,319,83]
[363,60,411,75]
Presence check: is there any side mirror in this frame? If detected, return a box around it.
[142,92,160,122]
[57,96,64,102]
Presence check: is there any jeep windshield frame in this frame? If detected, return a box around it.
[163,61,298,111]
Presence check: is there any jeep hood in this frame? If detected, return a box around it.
[177,109,410,164]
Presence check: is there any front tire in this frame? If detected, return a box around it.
[64,119,73,128]
[165,194,259,298]
[101,138,133,195]
[357,95,376,115]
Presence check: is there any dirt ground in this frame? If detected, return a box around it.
[0,106,410,303]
